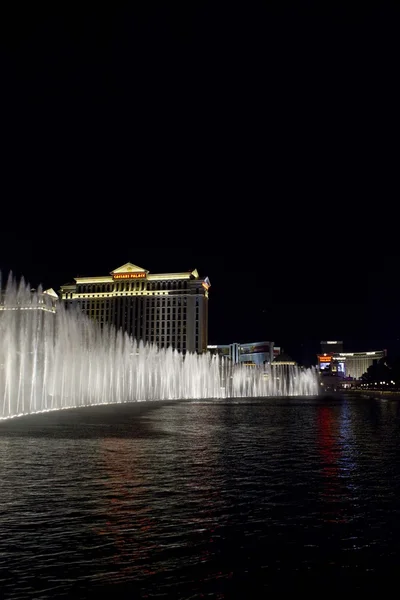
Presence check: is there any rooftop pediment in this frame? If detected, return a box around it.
[111,262,148,274]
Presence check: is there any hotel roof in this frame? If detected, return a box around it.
[60,264,207,286]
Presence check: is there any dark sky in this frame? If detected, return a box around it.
[1,4,399,365]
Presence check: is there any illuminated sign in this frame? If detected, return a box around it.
[113,272,146,280]
[319,356,332,363]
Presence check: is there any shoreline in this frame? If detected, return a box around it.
[342,389,400,400]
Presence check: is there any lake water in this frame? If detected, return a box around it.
[1,395,400,598]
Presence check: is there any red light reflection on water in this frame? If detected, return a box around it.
[318,407,339,479]
[317,406,347,524]
[91,437,158,581]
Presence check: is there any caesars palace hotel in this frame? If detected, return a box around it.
[59,262,210,354]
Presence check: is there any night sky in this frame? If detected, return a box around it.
[1,4,399,365]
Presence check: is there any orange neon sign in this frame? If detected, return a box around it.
[319,356,332,363]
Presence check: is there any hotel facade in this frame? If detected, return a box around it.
[59,262,210,354]
[317,341,387,380]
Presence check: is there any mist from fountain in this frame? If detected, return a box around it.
[0,273,319,419]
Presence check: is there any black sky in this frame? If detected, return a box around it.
[1,3,399,365]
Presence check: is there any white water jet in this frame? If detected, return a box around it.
[0,273,319,419]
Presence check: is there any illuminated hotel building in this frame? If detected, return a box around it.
[317,341,387,380]
[59,263,210,353]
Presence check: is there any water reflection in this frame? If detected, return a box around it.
[92,405,232,591]
[317,404,348,523]
[2,397,400,597]
[93,437,158,583]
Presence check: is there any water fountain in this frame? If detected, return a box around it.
[0,273,319,419]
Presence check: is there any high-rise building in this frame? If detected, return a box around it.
[59,262,210,353]
[320,340,344,354]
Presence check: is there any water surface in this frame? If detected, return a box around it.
[1,395,400,597]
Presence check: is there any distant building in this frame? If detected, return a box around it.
[320,340,343,354]
[271,352,297,367]
[0,287,58,340]
[59,262,210,354]
[207,341,280,365]
[0,287,58,315]
[317,341,387,380]
[239,341,280,366]
[207,343,238,362]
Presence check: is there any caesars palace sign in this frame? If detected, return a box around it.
[112,272,147,280]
